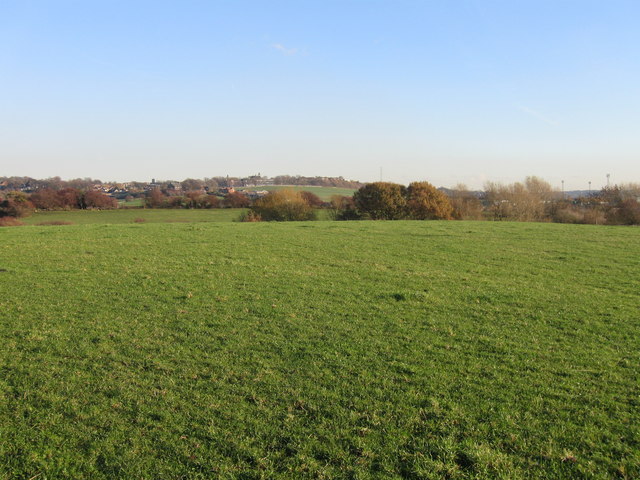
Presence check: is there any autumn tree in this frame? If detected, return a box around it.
[82,190,118,209]
[223,191,251,208]
[329,195,359,220]
[300,190,324,207]
[484,176,555,221]
[448,184,484,220]
[353,182,407,220]
[181,178,204,192]
[145,189,166,208]
[0,191,33,218]
[406,181,453,220]
[185,191,219,208]
[250,189,315,221]
[30,189,64,210]
[610,199,640,225]
[598,184,640,225]
[57,188,81,209]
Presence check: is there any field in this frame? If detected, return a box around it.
[21,208,245,225]
[237,185,356,201]
[1,219,638,479]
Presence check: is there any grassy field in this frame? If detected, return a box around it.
[0,220,638,479]
[21,208,245,225]
[237,185,356,201]
[117,198,145,208]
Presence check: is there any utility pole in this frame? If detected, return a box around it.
[561,180,565,199]
[588,181,591,196]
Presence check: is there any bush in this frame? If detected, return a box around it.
[448,185,484,220]
[239,210,262,222]
[300,191,323,207]
[406,182,453,220]
[329,195,360,220]
[583,208,606,225]
[36,221,74,226]
[0,192,33,218]
[0,217,24,227]
[224,192,251,208]
[145,189,166,208]
[353,182,406,220]
[552,207,585,224]
[484,177,555,222]
[608,199,640,225]
[352,181,454,220]
[250,189,315,221]
[82,190,118,209]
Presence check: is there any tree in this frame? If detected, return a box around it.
[250,189,315,221]
[82,190,118,209]
[449,184,484,220]
[484,176,555,222]
[57,188,81,209]
[30,189,64,210]
[353,182,406,220]
[329,195,360,220]
[181,178,204,192]
[300,190,323,207]
[0,191,33,218]
[223,191,250,208]
[611,199,640,225]
[406,181,453,220]
[145,189,166,208]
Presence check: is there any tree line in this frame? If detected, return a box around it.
[0,174,363,193]
[241,177,640,225]
[2,175,639,226]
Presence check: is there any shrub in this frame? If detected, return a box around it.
[0,217,24,227]
[484,176,555,222]
[145,189,166,208]
[36,221,74,226]
[406,181,453,220]
[583,208,606,225]
[608,199,640,225]
[353,182,406,220]
[224,192,251,208]
[552,207,585,224]
[199,194,220,209]
[329,195,360,220]
[300,191,324,207]
[30,189,64,209]
[82,190,118,209]
[239,210,262,222]
[250,189,315,221]
[0,192,33,218]
[448,185,484,220]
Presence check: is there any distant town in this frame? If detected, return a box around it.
[0,174,364,199]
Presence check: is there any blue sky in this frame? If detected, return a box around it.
[1,0,639,189]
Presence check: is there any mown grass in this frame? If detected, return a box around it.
[0,221,638,479]
[118,198,145,207]
[21,208,245,225]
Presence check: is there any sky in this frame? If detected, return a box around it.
[1,0,639,190]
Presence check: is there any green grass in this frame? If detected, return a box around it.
[117,197,145,207]
[1,221,638,479]
[21,208,245,225]
[238,185,356,201]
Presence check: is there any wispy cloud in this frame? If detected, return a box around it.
[517,105,559,127]
[271,43,299,56]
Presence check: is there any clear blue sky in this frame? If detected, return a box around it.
[1,0,639,189]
